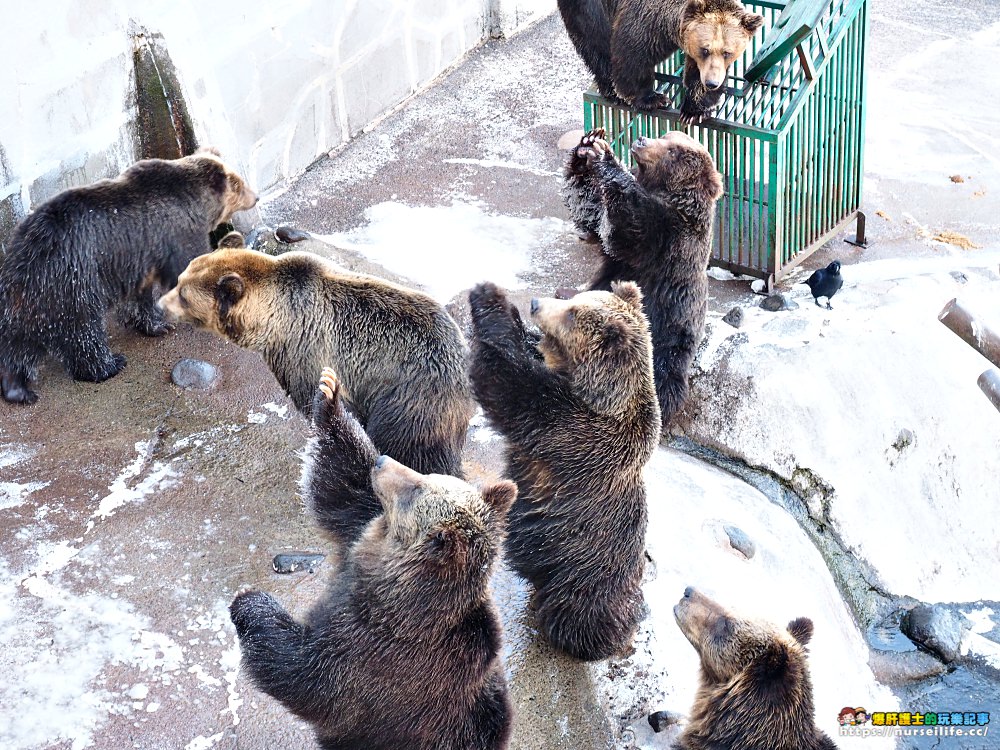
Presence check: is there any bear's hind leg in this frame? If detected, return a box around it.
[0,332,43,404]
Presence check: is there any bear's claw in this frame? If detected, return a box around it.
[319,367,340,402]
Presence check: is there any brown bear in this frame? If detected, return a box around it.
[231,368,516,750]
[0,148,257,404]
[563,128,723,427]
[672,587,839,750]
[558,0,763,122]
[157,239,474,477]
[468,281,660,661]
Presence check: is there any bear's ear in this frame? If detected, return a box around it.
[611,280,644,311]
[787,617,814,645]
[688,0,707,12]
[741,11,765,35]
[196,145,223,157]
[215,273,246,336]
[217,231,246,250]
[702,166,725,202]
[482,480,517,519]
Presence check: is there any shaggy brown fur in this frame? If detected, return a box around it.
[232,369,515,750]
[0,149,256,404]
[557,0,762,121]
[673,588,839,750]
[468,281,660,660]
[563,128,723,426]
[157,241,474,476]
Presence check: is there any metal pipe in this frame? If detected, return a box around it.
[938,298,1000,369]
[979,369,1000,413]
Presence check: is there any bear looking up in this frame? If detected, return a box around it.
[231,368,516,750]
[468,282,660,661]
[157,241,474,477]
[563,128,723,427]
[672,587,839,750]
[557,0,763,122]
[0,148,257,404]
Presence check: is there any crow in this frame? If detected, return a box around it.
[803,261,844,309]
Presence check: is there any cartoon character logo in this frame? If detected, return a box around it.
[854,708,869,725]
[838,707,856,726]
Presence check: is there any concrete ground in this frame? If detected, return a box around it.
[2,2,999,749]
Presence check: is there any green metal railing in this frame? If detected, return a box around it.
[582,0,868,285]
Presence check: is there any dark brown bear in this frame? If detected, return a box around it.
[672,587,839,750]
[157,239,474,476]
[0,148,257,404]
[468,281,660,661]
[231,368,516,750]
[563,128,723,427]
[558,0,763,122]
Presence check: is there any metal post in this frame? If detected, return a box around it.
[978,369,1000,413]
[938,298,1000,368]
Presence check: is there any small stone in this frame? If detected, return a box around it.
[723,524,755,559]
[900,603,966,663]
[245,225,281,255]
[760,293,798,312]
[750,278,767,294]
[648,710,683,733]
[722,306,745,328]
[276,225,311,244]
[949,174,965,183]
[171,358,219,390]
[272,552,326,575]
[949,271,968,284]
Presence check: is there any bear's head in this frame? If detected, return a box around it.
[674,587,821,743]
[530,281,658,417]
[630,131,724,206]
[157,245,276,342]
[364,456,516,604]
[681,0,764,91]
[183,147,258,225]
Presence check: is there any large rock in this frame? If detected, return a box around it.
[901,604,966,663]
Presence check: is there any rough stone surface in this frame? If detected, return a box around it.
[722,306,745,328]
[723,524,755,559]
[901,604,966,664]
[170,358,220,390]
[760,293,798,312]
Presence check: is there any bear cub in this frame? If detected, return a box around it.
[231,369,516,750]
[558,0,763,122]
[469,282,660,661]
[157,238,474,476]
[0,148,257,404]
[563,128,723,426]
[672,587,839,750]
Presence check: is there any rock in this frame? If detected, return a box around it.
[722,306,745,328]
[950,271,969,284]
[272,552,326,574]
[760,293,798,312]
[275,225,311,244]
[170,358,219,390]
[647,710,683,733]
[900,603,966,663]
[723,524,755,559]
[868,647,948,684]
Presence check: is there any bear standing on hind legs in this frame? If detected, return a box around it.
[468,282,660,661]
[0,148,257,404]
[562,128,723,426]
[557,0,763,123]
[231,368,516,750]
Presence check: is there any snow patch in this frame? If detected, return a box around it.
[316,200,571,302]
[0,480,50,510]
[89,441,178,526]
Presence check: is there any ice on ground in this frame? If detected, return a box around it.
[317,200,571,302]
[89,441,178,524]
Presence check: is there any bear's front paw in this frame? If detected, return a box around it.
[230,589,284,638]
[569,128,611,172]
[312,367,347,428]
[678,111,707,126]
[631,91,670,112]
[469,282,511,321]
[73,353,128,383]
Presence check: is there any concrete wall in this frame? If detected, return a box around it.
[0,0,555,249]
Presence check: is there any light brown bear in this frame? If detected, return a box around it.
[671,587,839,750]
[468,281,660,660]
[557,0,763,122]
[157,238,474,477]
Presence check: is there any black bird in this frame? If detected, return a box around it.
[803,261,844,309]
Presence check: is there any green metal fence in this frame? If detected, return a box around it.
[582,0,869,286]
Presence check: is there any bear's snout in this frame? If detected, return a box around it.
[530,298,540,315]
[704,78,723,90]
[683,585,695,599]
